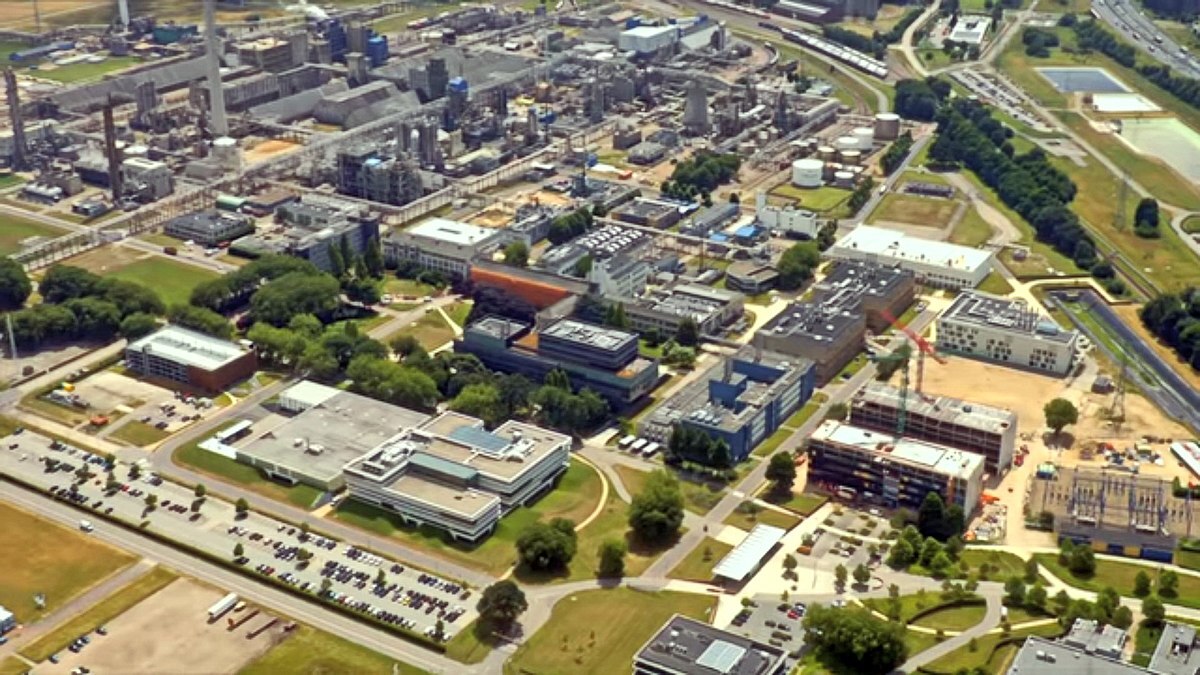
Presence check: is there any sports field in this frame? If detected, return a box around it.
[58,247,219,306]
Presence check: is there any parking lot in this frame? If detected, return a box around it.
[0,429,477,641]
[724,594,811,666]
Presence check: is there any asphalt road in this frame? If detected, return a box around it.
[1092,0,1200,79]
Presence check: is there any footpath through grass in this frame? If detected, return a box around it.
[20,567,178,662]
[612,464,724,516]
[241,623,430,675]
[505,587,716,675]
[1035,553,1200,608]
[919,622,1065,674]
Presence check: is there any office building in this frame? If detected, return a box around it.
[937,291,1080,375]
[641,347,816,462]
[1150,622,1200,675]
[125,326,257,392]
[164,212,254,246]
[384,218,504,280]
[850,382,1018,474]
[624,283,744,336]
[235,197,381,273]
[634,615,788,675]
[457,316,659,408]
[344,412,571,542]
[828,225,993,289]
[1007,636,1147,675]
[612,197,683,230]
[755,191,818,239]
[1063,619,1128,661]
[807,420,985,511]
[726,261,779,294]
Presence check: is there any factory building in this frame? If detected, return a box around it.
[164,212,254,246]
[937,291,1080,376]
[457,316,660,408]
[807,420,986,512]
[755,192,818,239]
[234,197,381,273]
[828,225,993,290]
[623,283,744,337]
[384,218,504,280]
[634,615,788,675]
[125,326,257,392]
[611,197,683,230]
[618,25,679,54]
[120,157,173,201]
[849,382,1018,474]
[726,261,779,295]
[641,347,816,462]
[681,202,740,237]
[337,146,426,206]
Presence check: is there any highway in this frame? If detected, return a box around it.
[1092,0,1200,78]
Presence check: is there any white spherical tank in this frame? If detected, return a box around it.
[839,149,862,165]
[791,158,824,188]
[124,144,149,159]
[853,127,875,150]
[835,135,858,151]
[874,112,901,141]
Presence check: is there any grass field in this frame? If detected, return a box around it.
[174,425,324,509]
[870,193,960,228]
[241,624,429,675]
[766,491,828,516]
[723,502,800,532]
[1183,216,1200,234]
[977,271,1015,296]
[0,501,136,624]
[920,622,1065,674]
[864,592,979,623]
[109,420,171,447]
[1034,554,1200,608]
[668,537,734,581]
[20,567,178,662]
[0,215,68,257]
[911,603,987,631]
[388,310,456,351]
[445,300,472,328]
[333,460,610,579]
[771,184,852,215]
[33,56,141,83]
[950,206,993,248]
[60,250,219,307]
[505,587,716,675]
[383,277,438,300]
[612,465,725,516]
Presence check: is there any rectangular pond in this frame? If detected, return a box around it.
[1037,67,1129,93]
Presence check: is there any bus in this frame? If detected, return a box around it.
[630,438,648,453]
[641,442,660,458]
[617,434,636,449]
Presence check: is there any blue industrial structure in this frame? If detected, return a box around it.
[366,36,389,67]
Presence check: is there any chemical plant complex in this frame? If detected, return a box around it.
[0,0,1198,674]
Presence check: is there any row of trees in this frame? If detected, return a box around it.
[1140,288,1200,370]
[820,7,925,60]
[880,132,915,176]
[846,176,877,215]
[190,254,323,312]
[0,258,31,310]
[667,424,733,468]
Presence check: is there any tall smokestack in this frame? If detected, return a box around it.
[117,0,130,26]
[5,68,27,171]
[204,0,228,137]
[102,96,122,202]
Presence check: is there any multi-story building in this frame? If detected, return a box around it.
[120,157,173,201]
[634,615,788,675]
[937,291,1080,375]
[384,218,504,280]
[337,147,425,206]
[755,191,819,238]
[164,212,254,246]
[233,196,381,273]
[1008,636,1146,675]
[827,225,993,289]
[806,420,985,511]
[125,326,258,392]
[641,347,816,462]
[726,261,779,294]
[611,197,683,230]
[457,316,660,408]
[344,412,571,542]
[849,382,1018,474]
[623,283,744,337]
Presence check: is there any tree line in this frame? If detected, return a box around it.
[820,8,926,60]
[880,131,914,176]
[1073,19,1200,116]
[1140,287,1200,370]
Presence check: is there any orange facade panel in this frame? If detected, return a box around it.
[470,267,572,309]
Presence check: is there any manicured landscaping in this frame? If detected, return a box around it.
[770,184,852,215]
[173,425,324,508]
[667,537,734,581]
[865,592,980,624]
[977,271,1015,296]
[911,603,987,631]
[109,420,171,447]
[101,257,220,307]
[722,502,800,532]
[0,501,136,624]
[870,193,960,228]
[751,425,796,459]
[919,622,1065,675]
[20,567,178,662]
[242,623,429,675]
[0,215,68,257]
[768,491,828,516]
[960,550,1027,580]
[949,206,993,248]
[445,300,472,328]
[387,310,456,351]
[505,588,716,675]
[1034,554,1200,608]
[612,464,724,516]
[383,277,438,300]
[1184,215,1200,234]
[752,394,829,458]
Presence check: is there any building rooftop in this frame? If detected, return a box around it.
[833,225,993,273]
[467,316,529,341]
[1064,619,1128,657]
[760,302,861,343]
[635,614,788,675]
[1007,636,1146,675]
[401,217,500,247]
[127,325,250,371]
[540,318,637,353]
[816,259,915,304]
[622,24,678,38]
[712,523,787,581]
[613,197,679,219]
[1149,621,1200,675]
[852,382,1016,435]
[645,283,741,320]
[811,421,986,481]
[388,473,500,519]
[942,291,1078,344]
[727,261,779,283]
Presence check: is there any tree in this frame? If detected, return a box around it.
[364,237,385,278]
[1004,576,1026,606]
[1024,557,1039,583]
[0,257,32,310]
[1096,586,1120,620]
[605,302,630,330]
[776,241,821,290]
[235,497,249,516]
[1111,605,1133,630]
[503,241,530,268]
[572,255,594,278]
[1067,545,1095,576]
[516,518,577,571]
[853,563,871,586]
[376,569,387,585]
[1026,583,1047,610]
[1134,570,1152,597]
[1134,197,1161,238]
[887,538,916,568]
[675,318,700,347]
[628,470,685,542]
[766,452,797,494]
[802,605,907,673]
[477,580,528,631]
[1053,589,1071,615]
[234,542,244,558]
[450,383,505,427]
[783,554,799,578]
[194,484,207,499]
[296,548,313,564]
[300,521,310,537]
[1159,569,1180,598]
[168,304,232,339]
[251,272,341,326]
[390,334,420,357]
[1043,398,1079,436]
[835,563,848,588]
[144,493,158,510]
[119,312,158,339]
[1143,595,1166,625]
[598,539,627,578]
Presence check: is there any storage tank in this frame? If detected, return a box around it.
[874,112,901,141]
[791,158,824,188]
[835,135,858,151]
[839,149,862,165]
[853,127,875,150]
[125,144,149,159]
[212,136,241,169]
[833,170,855,187]
[817,145,836,161]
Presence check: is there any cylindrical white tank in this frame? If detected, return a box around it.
[853,127,875,150]
[874,112,901,141]
[212,136,241,169]
[125,144,149,159]
[839,149,861,165]
[835,135,858,151]
[818,145,836,161]
[791,158,824,188]
[833,170,855,187]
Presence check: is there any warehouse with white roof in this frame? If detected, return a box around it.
[827,225,994,289]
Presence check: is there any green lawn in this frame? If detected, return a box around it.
[1184,216,1200,235]
[870,193,960,228]
[766,491,828,516]
[0,173,25,190]
[383,277,438,300]
[1175,547,1200,572]
[20,567,178,662]
[33,56,141,84]
[505,588,717,675]
[109,420,171,447]
[752,395,826,457]
[445,300,472,327]
[372,2,456,34]
[102,257,219,307]
[911,603,987,631]
[668,537,734,581]
[1034,554,1200,608]
[386,310,456,351]
[751,425,795,459]
[920,622,1065,674]
[770,184,853,214]
[864,592,980,624]
[0,501,136,624]
[950,206,993,248]
[977,271,1015,296]
[0,215,68,257]
[613,465,725,516]
[240,624,429,675]
[723,502,800,532]
[836,353,869,380]
[173,425,324,508]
